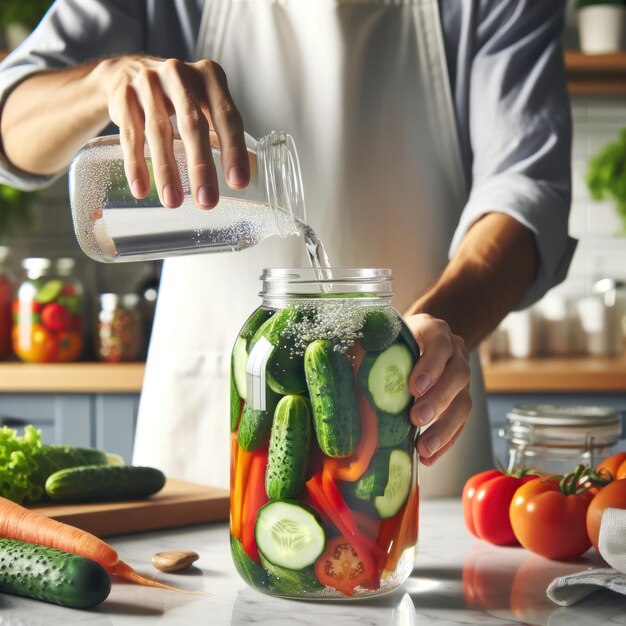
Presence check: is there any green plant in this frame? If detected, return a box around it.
[0,0,54,30]
[577,0,626,8]
[0,185,35,243]
[586,128,626,234]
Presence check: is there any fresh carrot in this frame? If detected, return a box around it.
[231,446,253,540]
[0,496,192,592]
[230,432,238,527]
[241,447,269,562]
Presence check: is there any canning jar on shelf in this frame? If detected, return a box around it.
[0,246,13,360]
[230,268,419,599]
[13,257,85,363]
[96,293,144,362]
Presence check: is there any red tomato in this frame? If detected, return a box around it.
[596,452,626,482]
[509,478,594,560]
[41,303,72,332]
[56,331,84,362]
[314,536,371,596]
[586,478,626,552]
[463,469,539,546]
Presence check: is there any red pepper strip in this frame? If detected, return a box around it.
[323,388,379,482]
[351,510,381,541]
[241,448,269,562]
[306,473,379,588]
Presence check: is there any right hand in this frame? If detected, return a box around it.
[91,54,249,209]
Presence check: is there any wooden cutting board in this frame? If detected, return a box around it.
[29,479,229,537]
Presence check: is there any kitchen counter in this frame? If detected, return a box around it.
[3,499,625,625]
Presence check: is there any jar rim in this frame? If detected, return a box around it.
[259,267,394,301]
[507,404,620,427]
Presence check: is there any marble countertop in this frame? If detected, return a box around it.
[3,499,626,625]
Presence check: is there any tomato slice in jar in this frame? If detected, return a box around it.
[314,536,371,596]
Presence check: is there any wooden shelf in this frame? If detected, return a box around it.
[0,362,145,393]
[482,354,626,393]
[565,50,626,95]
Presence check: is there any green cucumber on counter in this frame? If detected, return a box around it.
[265,395,312,499]
[360,309,400,352]
[249,307,307,395]
[231,537,268,589]
[0,538,110,608]
[359,343,414,415]
[45,465,166,503]
[304,339,361,457]
[237,388,281,452]
[255,500,326,570]
[259,553,323,596]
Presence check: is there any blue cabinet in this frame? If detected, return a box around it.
[0,393,140,463]
[487,393,626,467]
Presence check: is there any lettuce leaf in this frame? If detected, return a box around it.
[0,425,44,503]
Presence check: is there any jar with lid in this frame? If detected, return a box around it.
[69,131,305,263]
[501,404,623,475]
[230,268,419,599]
[0,246,13,360]
[96,293,144,362]
[13,258,85,363]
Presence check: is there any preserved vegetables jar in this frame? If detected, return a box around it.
[96,293,144,362]
[230,268,419,599]
[13,258,85,363]
[0,246,13,360]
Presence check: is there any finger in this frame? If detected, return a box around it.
[405,315,454,396]
[419,422,466,468]
[161,60,219,209]
[410,346,470,428]
[193,59,249,189]
[135,68,182,208]
[416,387,472,462]
[110,84,150,199]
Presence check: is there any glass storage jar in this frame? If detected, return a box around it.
[230,268,419,599]
[0,246,13,360]
[501,404,622,475]
[96,293,144,362]
[69,131,305,263]
[13,258,85,363]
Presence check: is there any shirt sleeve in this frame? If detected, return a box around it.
[0,0,145,190]
[449,0,576,310]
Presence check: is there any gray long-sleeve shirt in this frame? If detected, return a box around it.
[0,0,576,308]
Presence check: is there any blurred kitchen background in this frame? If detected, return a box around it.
[2,0,626,469]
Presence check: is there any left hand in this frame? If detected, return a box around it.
[404,314,472,466]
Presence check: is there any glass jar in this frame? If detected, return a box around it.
[13,258,85,363]
[501,404,622,475]
[0,246,13,360]
[69,131,305,263]
[230,268,419,599]
[96,293,144,362]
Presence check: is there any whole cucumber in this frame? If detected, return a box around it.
[304,339,361,457]
[45,465,166,503]
[0,538,110,608]
[265,395,312,499]
[237,388,281,452]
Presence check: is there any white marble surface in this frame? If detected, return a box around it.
[3,499,626,625]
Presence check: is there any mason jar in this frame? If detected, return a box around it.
[501,404,623,475]
[229,268,419,599]
[96,293,144,362]
[12,258,85,363]
[69,131,305,263]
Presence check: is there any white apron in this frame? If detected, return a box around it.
[132,0,493,497]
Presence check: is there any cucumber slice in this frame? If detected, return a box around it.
[35,279,64,304]
[373,449,412,519]
[255,500,325,570]
[232,336,248,400]
[359,343,414,415]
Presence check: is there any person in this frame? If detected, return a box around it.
[0,0,575,496]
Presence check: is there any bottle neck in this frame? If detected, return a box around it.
[256,131,306,237]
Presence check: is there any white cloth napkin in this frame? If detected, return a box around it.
[547,508,626,606]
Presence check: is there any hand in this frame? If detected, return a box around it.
[404,314,472,466]
[91,54,249,209]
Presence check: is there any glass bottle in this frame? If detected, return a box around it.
[13,258,85,363]
[501,404,622,475]
[96,293,144,362]
[69,131,305,263]
[230,268,419,599]
[0,246,13,360]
